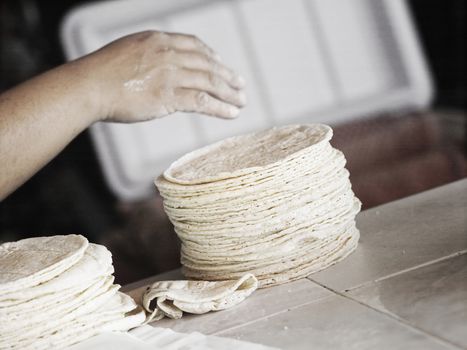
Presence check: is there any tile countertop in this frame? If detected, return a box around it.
[123,179,467,350]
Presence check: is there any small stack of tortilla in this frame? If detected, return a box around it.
[0,235,144,349]
[156,124,361,288]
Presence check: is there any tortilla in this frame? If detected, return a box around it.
[3,293,145,350]
[0,237,144,349]
[0,235,88,295]
[164,124,332,184]
[156,124,361,288]
[142,274,258,322]
[0,243,112,306]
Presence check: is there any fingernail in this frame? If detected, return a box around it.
[233,75,246,88]
[228,106,240,118]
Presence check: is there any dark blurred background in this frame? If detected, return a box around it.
[0,0,465,285]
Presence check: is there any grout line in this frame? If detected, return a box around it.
[213,295,336,337]
[128,256,467,342]
[213,281,335,336]
[372,250,467,284]
[309,255,467,349]
[308,249,467,294]
[317,283,463,349]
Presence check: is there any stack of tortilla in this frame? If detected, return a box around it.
[0,235,145,349]
[156,124,361,287]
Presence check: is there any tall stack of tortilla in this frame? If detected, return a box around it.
[0,235,144,349]
[156,124,361,287]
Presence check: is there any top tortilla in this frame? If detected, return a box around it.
[163,124,332,185]
[0,235,88,294]
[0,243,112,304]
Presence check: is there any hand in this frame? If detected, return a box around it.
[82,30,247,123]
[0,30,247,199]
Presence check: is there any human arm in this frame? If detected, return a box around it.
[0,31,246,200]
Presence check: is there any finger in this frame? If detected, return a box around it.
[176,68,247,107]
[167,33,221,61]
[173,51,246,89]
[173,88,240,119]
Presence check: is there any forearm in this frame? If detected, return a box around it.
[0,58,98,200]
[0,31,246,200]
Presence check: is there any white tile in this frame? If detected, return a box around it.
[103,115,199,185]
[132,115,199,164]
[102,122,145,184]
[308,180,467,291]
[313,0,402,100]
[98,19,166,46]
[125,276,331,335]
[239,0,335,119]
[166,2,269,144]
[348,253,467,349]
[218,294,456,350]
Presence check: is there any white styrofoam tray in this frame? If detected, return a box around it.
[61,0,432,200]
